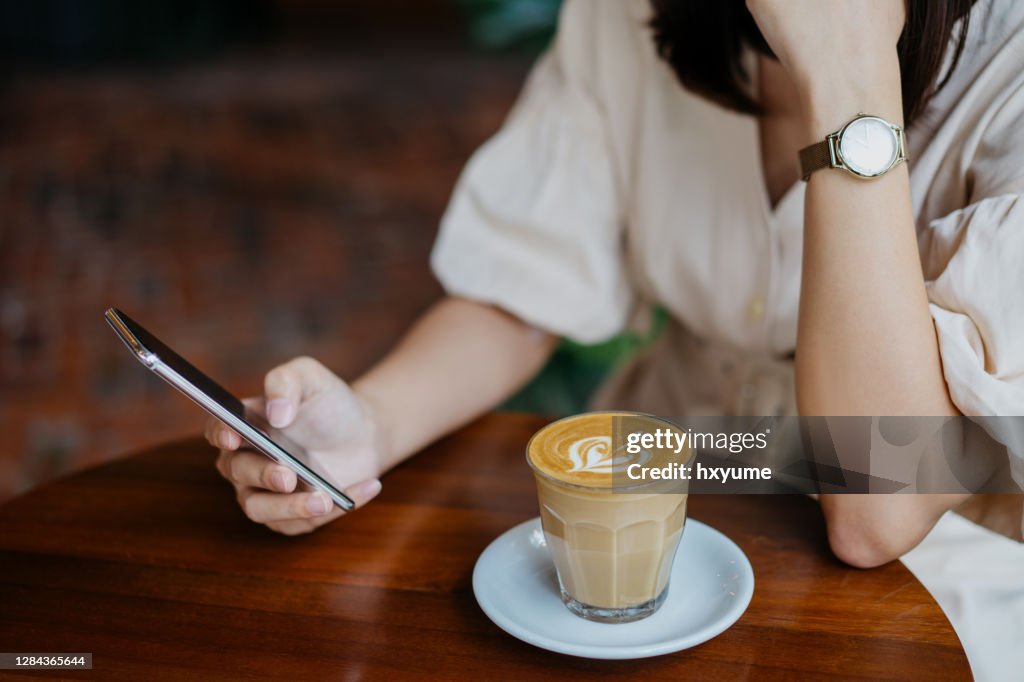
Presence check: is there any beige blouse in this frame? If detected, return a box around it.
[431,0,1024,534]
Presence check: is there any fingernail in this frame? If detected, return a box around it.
[355,479,382,500]
[267,399,292,428]
[306,493,329,516]
[271,470,288,491]
[219,431,233,449]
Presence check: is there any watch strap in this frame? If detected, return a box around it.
[798,138,833,181]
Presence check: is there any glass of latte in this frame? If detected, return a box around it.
[526,412,689,623]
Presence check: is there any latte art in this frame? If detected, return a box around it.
[527,412,684,487]
[567,436,651,474]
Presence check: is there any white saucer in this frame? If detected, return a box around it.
[473,517,754,659]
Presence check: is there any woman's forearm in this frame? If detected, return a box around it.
[352,296,557,470]
[795,53,969,565]
[795,56,955,418]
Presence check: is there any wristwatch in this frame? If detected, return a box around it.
[799,114,907,181]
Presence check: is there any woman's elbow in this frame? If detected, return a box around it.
[826,520,906,568]
[820,498,924,569]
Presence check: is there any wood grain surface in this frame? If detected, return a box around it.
[0,412,969,680]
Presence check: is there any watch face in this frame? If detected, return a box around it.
[838,116,899,177]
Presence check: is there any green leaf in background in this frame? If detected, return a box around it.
[458,0,562,53]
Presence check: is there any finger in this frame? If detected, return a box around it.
[238,488,336,523]
[241,396,266,418]
[212,398,270,449]
[216,451,292,492]
[204,417,220,447]
[266,520,317,536]
[205,395,263,450]
[240,478,382,526]
[266,511,343,536]
[215,450,234,481]
[223,451,297,491]
[205,417,244,451]
[263,356,328,428]
[341,478,383,510]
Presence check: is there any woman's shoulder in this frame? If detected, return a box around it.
[912,0,1024,211]
[927,0,1024,107]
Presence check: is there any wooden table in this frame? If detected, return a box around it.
[0,413,969,680]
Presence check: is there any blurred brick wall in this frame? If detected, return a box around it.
[0,46,528,500]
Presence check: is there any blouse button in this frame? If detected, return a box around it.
[747,296,765,322]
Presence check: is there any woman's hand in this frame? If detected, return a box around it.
[205,356,386,535]
[745,0,905,135]
[745,0,904,87]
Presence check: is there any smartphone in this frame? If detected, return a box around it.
[104,307,355,511]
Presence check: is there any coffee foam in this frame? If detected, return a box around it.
[528,413,666,487]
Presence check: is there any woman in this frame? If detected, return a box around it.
[207,0,1024,677]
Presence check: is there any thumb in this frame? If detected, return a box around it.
[264,356,329,427]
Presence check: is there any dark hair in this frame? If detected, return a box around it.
[649,0,977,126]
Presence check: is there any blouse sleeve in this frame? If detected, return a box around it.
[923,193,1024,494]
[923,70,1024,506]
[430,0,632,344]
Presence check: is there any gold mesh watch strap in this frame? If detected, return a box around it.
[799,139,833,181]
